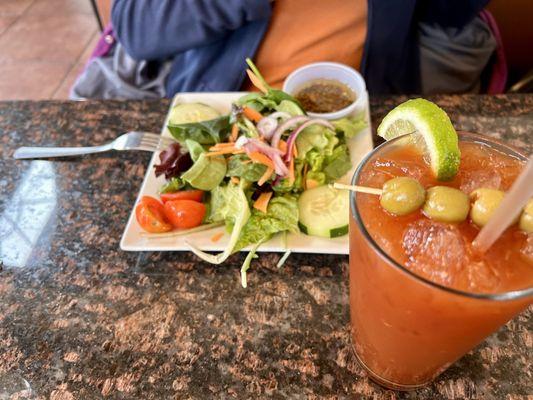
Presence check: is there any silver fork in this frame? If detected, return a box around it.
[13,131,175,159]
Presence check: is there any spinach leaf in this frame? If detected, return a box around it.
[181,153,227,191]
[185,139,205,162]
[167,115,230,145]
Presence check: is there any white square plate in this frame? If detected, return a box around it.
[120,92,373,255]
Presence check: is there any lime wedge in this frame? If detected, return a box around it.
[377,98,460,181]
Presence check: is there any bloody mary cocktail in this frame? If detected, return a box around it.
[349,132,533,389]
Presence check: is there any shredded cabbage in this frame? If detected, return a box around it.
[240,239,265,288]
[276,250,291,269]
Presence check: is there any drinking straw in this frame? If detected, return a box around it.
[473,156,533,252]
[333,183,383,195]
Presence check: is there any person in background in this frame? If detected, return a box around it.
[71,0,496,99]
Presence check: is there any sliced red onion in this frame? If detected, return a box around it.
[234,135,249,149]
[285,119,335,163]
[272,153,289,176]
[242,138,288,176]
[270,116,310,150]
[243,138,283,156]
[257,117,278,140]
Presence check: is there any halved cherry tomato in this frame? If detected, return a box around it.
[164,200,206,229]
[135,196,172,233]
[160,190,204,203]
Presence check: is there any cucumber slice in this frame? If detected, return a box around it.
[298,185,349,238]
[169,103,221,125]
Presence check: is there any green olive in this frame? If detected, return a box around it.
[423,186,469,223]
[519,199,533,233]
[469,188,505,228]
[380,177,426,216]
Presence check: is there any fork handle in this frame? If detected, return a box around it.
[13,145,111,159]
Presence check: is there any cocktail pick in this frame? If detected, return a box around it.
[332,182,383,195]
[473,156,533,253]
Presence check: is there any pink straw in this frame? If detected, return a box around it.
[473,156,533,252]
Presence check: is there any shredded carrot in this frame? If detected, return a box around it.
[258,167,274,186]
[242,106,263,123]
[205,149,244,157]
[211,232,225,242]
[211,142,236,149]
[288,157,295,185]
[278,140,287,154]
[246,69,268,93]
[230,124,239,142]
[242,160,252,164]
[207,147,236,153]
[292,143,298,158]
[230,176,240,185]
[253,192,273,214]
[248,151,275,169]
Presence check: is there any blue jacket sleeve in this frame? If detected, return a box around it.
[418,0,490,28]
[112,0,272,60]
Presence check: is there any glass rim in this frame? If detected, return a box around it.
[350,131,533,301]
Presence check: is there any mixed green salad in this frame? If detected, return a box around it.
[136,59,366,286]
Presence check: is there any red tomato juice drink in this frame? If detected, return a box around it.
[349,132,533,389]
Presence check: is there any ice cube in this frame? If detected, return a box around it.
[463,259,500,293]
[372,158,425,182]
[402,220,466,286]
[521,234,533,264]
[459,170,502,194]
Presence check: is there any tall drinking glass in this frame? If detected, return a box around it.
[349,132,533,390]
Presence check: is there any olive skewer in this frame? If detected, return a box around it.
[333,179,532,232]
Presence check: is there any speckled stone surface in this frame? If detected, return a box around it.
[0,95,531,399]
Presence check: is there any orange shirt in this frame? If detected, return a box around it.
[244,0,367,90]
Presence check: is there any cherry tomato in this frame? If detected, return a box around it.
[135,196,172,233]
[164,200,206,229]
[160,190,204,203]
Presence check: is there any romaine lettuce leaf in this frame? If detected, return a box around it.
[306,150,325,172]
[306,171,326,186]
[187,184,251,264]
[227,154,267,182]
[233,196,298,252]
[275,100,304,116]
[324,144,352,180]
[273,161,304,193]
[208,184,244,224]
[296,125,339,159]
[236,93,278,113]
[304,144,351,182]
[333,115,367,138]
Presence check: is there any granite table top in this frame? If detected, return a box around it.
[0,95,531,399]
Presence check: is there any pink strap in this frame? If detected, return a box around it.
[89,24,115,63]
